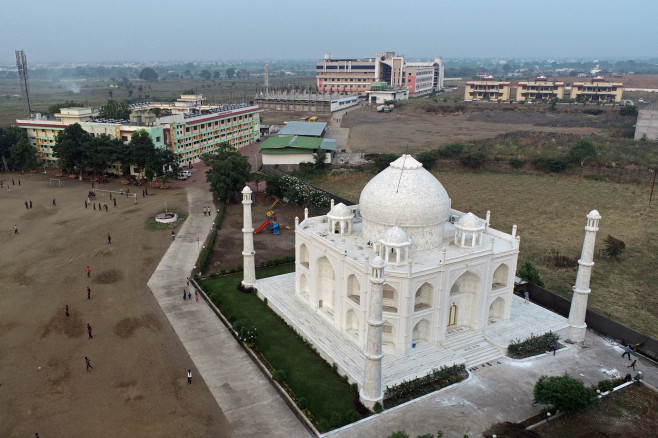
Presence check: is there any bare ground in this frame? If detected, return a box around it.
[0,173,230,438]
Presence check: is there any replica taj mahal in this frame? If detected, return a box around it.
[242,155,600,408]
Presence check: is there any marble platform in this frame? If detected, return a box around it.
[255,273,569,388]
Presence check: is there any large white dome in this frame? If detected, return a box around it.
[359,155,450,250]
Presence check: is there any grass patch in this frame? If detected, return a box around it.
[146,211,187,230]
[200,267,359,432]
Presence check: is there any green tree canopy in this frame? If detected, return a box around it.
[128,130,156,177]
[416,150,438,170]
[99,99,130,120]
[568,139,598,166]
[199,70,211,80]
[226,67,236,79]
[533,374,598,414]
[518,261,544,287]
[138,67,159,82]
[54,123,92,173]
[0,125,25,161]
[47,100,85,115]
[202,143,251,203]
[9,135,38,170]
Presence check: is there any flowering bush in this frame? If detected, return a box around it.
[267,174,331,211]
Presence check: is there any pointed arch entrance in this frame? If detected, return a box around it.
[448,271,481,328]
[317,257,335,317]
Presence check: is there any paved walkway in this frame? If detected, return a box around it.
[147,187,309,437]
[325,328,658,437]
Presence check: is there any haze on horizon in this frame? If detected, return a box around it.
[1,0,656,66]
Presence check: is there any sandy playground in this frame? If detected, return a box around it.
[0,173,230,437]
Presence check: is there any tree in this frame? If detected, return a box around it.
[99,99,130,120]
[620,105,638,116]
[603,235,626,261]
[138,67,159,82]
[0,125,24,161]
[9,136,38,170]
[313,147,328,170]
[199,70,211,80]
[416,151,438,170]
[568,139,597,167]
[518,261,544,287]
[226,67,236,79]
[533,374,598,414]
[54,123,92,173]
[128,130,156,178]
[47,101,84,115]
[213,71,221,79]
[202,143,251,203]
[374,153,401,172]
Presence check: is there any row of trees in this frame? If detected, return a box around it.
[54,123,180,181]
[0,126,38,170]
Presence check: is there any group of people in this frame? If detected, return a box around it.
[202,206,212,216]
[622,344,639,371]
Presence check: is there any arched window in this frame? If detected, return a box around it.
[488,297,505,322]
[317,257,335,313]
[382,284,398,313]
[412,319,431,344]
[345,309,358,338]
[414,283,433,311]
[347,274,361,304]
[492,264,509,290]
[300,244,309,268]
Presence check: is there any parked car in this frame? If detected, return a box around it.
[177,173,188,180]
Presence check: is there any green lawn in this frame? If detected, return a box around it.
[201,265,358,431]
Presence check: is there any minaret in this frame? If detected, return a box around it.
[567,210,601,343]
[241,186,256,287]
[264,64,269,95]
[360,255,386,408]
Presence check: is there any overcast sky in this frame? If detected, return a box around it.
[1,0,656,65]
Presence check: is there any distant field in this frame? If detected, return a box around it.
[0,75,316,127]
[305,169,658,338]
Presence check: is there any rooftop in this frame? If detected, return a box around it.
[278,121,327,137]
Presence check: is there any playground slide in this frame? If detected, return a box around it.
[254,220,269,234]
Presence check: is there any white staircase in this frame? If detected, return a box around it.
[443,327,502,368]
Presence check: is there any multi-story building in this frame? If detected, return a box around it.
[464,76,511,101]
[516,76,565,101]
[14,95,262,168]
[570,77,624,102]
[316,52,444,96]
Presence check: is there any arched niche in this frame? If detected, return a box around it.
[492,264,509,290]
[412,319,431,344]
[382,283,398,313]
[347,274,361,304]
[317,256,335,314]
[414,282,433,311]
[300,244,309,268]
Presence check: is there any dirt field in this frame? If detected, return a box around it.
[0,173,230,437]
[342,108,604,154]
[206,192,300,273]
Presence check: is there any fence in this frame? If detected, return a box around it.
[516,282,658,361]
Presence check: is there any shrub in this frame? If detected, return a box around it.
[383,364,468,408]
[438,143,464,158]
[375,153,401,172]
[620,105,638,116]
[373,402,383,414]
[518,261,544,286]
[583,108,604,115]
[460,150,487,169]
[272,369,287,383]
[387,432,409,438]
[596,377,626,393]
[509,158,525,169]
[548,159,568,172]
[603,235,626,261]
[508,331,560,359]
[568,138,597,166]
[416,150,439,170]
[296,397,308,410]
[534,373,599,414]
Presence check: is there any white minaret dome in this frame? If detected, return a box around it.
[359,154,450,251]
[456,212,483,231]
[588,209,601,219]
[380,225,410,245]
[371,255,386,269]
[328,202,353,219]
[242,186,252,195]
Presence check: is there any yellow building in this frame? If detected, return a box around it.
[570,77,624,102]
[516,76,565,101]
[464,76,511,101]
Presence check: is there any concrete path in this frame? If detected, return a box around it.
[326,329,658,438]
[147,187,310,438]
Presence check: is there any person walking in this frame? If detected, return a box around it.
[622,345,632,360]
[85,200,88,209]
[183,289,187,301]
[107,233,111,244]
[87,323,93,339]
[25,200,29,209]
[29,200,32,209]
[86,266,91,278]
[93,203,96,210]
[195,291,199,303]
[14,224,18,235]
[188,291,191,300]
[52,198,56,206]
[186,277,190,287]
[524,290,530,304]
[85,356,93,373]
[104,203,108,212]
[187,369,192,384]
[65,304,70,317]
[171,231,175,241]
[87,286,91,299]
[628,359,637,370]
[113,198,117,208]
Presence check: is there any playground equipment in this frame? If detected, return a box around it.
[254,210,290,235]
